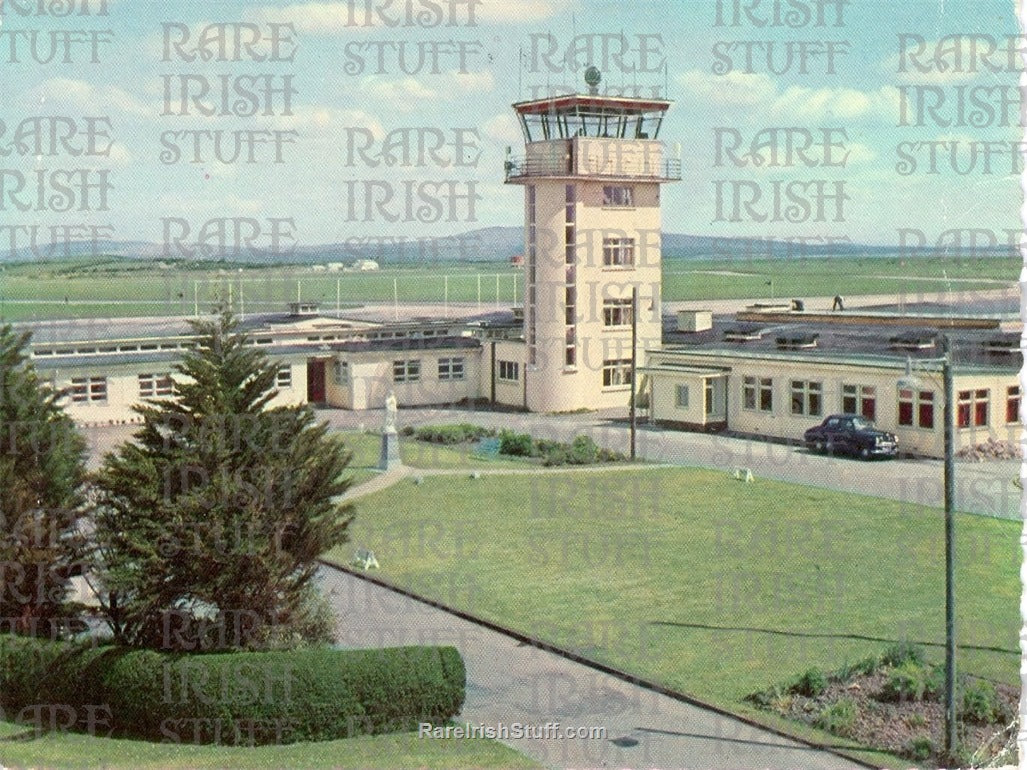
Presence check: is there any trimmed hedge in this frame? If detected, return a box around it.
[0,637,465,745]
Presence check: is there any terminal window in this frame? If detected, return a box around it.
[743,376,773,412]
[438,357,465,381]
[498,360,519,382]
[393,360,421,383]
[957,389,989,428]
[70,377,107,404]
[602,359,632,388]
[899,389,934,428]
[138,373,173,398]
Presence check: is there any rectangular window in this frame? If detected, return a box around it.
[602,359,633,388]
[602,237,635,267]
[603,298,634,327]
[70,376,107,404]
[900,388,934,428]
[393,360,421,383]
[602,185,634,207]
[957,389,989,428]
[743,376,772,412]
[138,373,173,398]
[790,380,823,417]
[498,360,519,382]
[676,384,689,408]
[438,357,465,381]
[842,384,876,421]
[333,360,350,385]
[1007,385,1020,424]
[705,380,715,416]
[276,367,292,389]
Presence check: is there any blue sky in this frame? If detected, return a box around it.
[1,0,1021,249]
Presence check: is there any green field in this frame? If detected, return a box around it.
[0,727,541,769]
[340,431,532,474]
[325,469,1020,717]
[0,254,1017,322]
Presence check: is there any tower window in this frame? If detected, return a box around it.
[602,186,634,207]
[602,238,635,267]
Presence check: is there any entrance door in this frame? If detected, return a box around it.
[307,359,326,404]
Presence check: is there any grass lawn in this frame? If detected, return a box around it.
[2,255,1016,322]
[0,725,541,769]
[324,469,1020,715]
[338,431,531,472]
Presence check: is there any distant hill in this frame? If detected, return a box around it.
[2,228,1015,264]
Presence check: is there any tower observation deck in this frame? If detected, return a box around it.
[505,70,679,413]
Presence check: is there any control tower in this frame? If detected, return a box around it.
[504,68,680,412]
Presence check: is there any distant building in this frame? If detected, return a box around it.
[510,254,524,268]
[352,260,380,271]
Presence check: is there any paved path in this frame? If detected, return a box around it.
[319,407,1022,520]
[319,566,873,770]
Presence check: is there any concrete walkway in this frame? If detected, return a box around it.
[319,565,874,770]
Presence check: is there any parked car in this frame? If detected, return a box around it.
[803,414,898,459]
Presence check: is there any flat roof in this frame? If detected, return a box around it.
[512,94,672,115]
[661,315,1020,372]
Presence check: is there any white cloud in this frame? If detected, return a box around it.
[28,78,154,118]
[481,113,522,145]
[882,37,1003,85]
[767,85,900,123]
[478,0,568,23]
[676,70,775,107]
[249,0,554,33]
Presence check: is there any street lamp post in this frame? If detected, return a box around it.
[940,335,956,759]
[900,334,956,758]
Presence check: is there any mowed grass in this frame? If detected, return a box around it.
[340,431,531,473]
[0,255,1017,321]
[0,726,541,769]
[326,469,1020,712]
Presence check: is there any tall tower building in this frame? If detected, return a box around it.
[504,69,679,412]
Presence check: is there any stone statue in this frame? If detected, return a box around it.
[379,390,401,470]
[383,390,398,433]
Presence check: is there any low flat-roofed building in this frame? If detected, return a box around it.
[644,307,1021,458]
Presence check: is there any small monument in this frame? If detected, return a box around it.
[379,390,402,470]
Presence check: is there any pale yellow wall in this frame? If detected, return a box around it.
[54,359,306,426]
[651,374,707,425]
[523,164,665,413]
[648,349,1019,458]
[330,350,482,411]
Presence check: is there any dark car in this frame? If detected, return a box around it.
[803,414,898,459]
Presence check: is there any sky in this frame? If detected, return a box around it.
[0,0,1022,252]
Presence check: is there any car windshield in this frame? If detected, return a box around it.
[851,417,875,430]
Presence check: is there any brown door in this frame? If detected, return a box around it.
[307,360,326,404]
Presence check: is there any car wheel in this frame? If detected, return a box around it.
[859,446,871,460]
[814,440,825,453]
[825,441,834,454]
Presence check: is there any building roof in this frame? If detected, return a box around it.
[661,315,1020,373]
[334,336,481,354]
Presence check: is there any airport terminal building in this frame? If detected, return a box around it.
[16,81,1022,459]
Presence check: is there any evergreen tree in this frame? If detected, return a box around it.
[92,307,353,650]
[0,325,87,637]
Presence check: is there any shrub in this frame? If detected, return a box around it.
[835,655,878,682]
[906,735,934,761]
[498,430,534,457]
[0,638,465,746]
[790,668,828,698]
[961,679,1001,724]
[568,435,599,464]
[880,641,926,668]
[541,447,571,466]
[880,661,939,702]
[813,698,857,737]
[413,424,493,445]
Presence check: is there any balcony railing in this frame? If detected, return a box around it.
[504,156,682,182]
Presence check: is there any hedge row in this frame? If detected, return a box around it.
[0,637,465,745]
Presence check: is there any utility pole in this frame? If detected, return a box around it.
[629,287,638,461]
[941,334,956,759]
